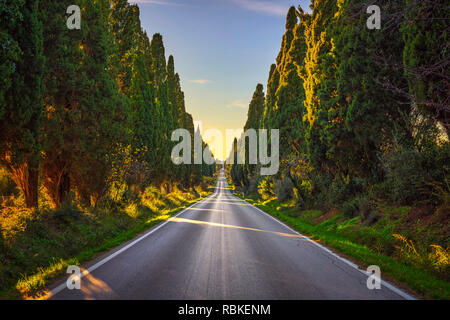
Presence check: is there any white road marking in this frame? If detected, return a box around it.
[48,175,416,300]
[47,193,215,299]
[229,193,417,300]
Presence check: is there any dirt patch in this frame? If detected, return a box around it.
[406,206,434,225]
[314,208,339,224]
[434,206,450,224]
[407,206,449,228]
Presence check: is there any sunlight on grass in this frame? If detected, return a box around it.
[0,176,217,299]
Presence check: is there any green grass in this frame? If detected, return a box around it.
[0,178,216,300]
[233,193,450,300]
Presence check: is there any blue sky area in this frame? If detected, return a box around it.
[129,0,311,159]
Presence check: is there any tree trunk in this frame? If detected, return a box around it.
[57,172,70,207]
[9,163,39,209]
[43,162,71,208]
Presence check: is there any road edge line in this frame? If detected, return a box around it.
[232,194,417,301]
[46,193,215,299]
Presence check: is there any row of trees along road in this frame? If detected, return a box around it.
[0,0,216,209]
[229,1,449,211]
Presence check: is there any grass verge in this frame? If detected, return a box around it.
[0,179,216,300]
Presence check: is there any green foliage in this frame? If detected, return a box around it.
[231,0,449,222]
[381,144,450,205]
[275,177,295,203]
[240,195,450,299]
[0,0,23,112]
[327,176,364,206]
[0,0,44,208]
[0,0,215,209]
[257,177,275,200]
[0,182,215,299]
[402,0,449,135]
[341,196,373,220]
[0,168,18,197]
[341,199,359,218]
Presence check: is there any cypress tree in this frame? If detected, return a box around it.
[0,0,44,208]
[298,0,338,173]
[0,0,23,115]
[262,63,279,129]
[321,0,410,179]
[244,84,265,178]
[273,8,307,159]
[39,0,84,207]
[110,0,141,96]
[41,0,127,207]
[70,0,127,205]
[402,0,449,135]
[150,33,171,185]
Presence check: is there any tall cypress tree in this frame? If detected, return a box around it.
[402,0,449,135]
[0,0,44,208]
[245,84,265,131]
[70,0,127,205]
[273,7,307,159]
[0,0,23,115]
[40,0,83,207]
[110,0,141,96]
[320,0,410,179]
[149,33,171,185]
[262,63,279,129]
[41,0,127,207]
[244,84,265,179]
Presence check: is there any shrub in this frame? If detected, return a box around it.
[328,176,365,206]
[342,199,359,218]
[258,177,275,200]
[393,234,450,277]
[381,143,449,205]
[51,202,83,224]
[341,196,374,220]
[308,173,332,210]
[275,177,295,203]
[0,168,18,197]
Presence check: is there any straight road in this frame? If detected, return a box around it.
[50,170,413,299]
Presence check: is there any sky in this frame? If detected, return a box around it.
[129,0,311,160]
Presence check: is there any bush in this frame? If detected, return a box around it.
[245,172,261,196]
[341,196,374,220]
[52,201,83,224]
[342,199,359,218]
[382,144,450,205]
[393,234,450,278]
[0,168,17,197]
[308,173,332,210]
[275,177,295,203]
[328,176,365,206]
[258,177,275,200]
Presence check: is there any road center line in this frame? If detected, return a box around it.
[230,193,416,300]
[47,193,216,299]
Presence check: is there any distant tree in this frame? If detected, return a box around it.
[243,84,265,180]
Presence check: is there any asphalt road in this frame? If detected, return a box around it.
[50,170,413,300]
